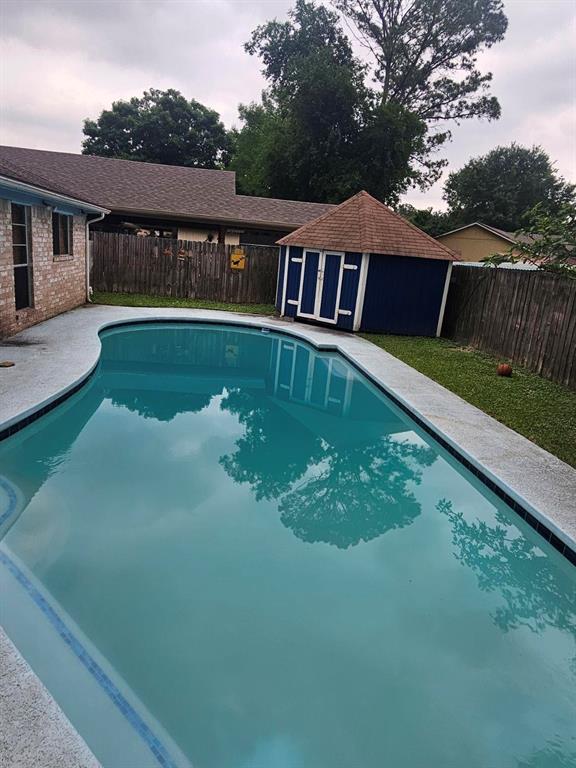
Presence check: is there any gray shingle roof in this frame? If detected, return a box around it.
[279,191,456,261]
[0,146,334,229]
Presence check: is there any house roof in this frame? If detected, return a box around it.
[436,221,535,245]
[0,146,334,230]
[278,191,457,261]
[0,156,109,214]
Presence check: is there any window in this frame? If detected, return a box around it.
[11,203,33,310]
[52,212,73,255]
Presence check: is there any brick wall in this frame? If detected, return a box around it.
[0,199,87,338]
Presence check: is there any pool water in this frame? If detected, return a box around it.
[1,323,575,768]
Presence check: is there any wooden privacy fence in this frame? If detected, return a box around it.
[442,265,576,389]
[91,232,279,305]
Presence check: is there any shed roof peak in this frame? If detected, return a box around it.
[278,190,456,261]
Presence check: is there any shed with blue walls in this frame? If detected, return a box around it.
[276,191,456,336]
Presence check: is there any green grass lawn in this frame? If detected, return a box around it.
[361,334,576,468]
[92,291,276,316]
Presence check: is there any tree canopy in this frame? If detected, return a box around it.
[396,204,458,238]
[333,0,508,178]
[231,0,430,203]
[443,144,575,231]
[230,0,510,202]
[82,88,231,169]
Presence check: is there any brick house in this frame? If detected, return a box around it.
[0,171,108,338]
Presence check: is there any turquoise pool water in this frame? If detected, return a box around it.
[1,323,575,768]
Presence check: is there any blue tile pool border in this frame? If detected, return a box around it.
[0,317,574,569]
[0,548,179,768]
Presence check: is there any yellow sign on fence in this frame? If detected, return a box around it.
[230,247,246,270]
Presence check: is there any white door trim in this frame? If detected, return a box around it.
[353,253,370,331]
[297,249,345,324]
[436,261,453,337]
[297,249,322,320]
[326,251,346,325]
[280,245,290,316]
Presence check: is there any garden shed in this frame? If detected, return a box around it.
[276,191,456,336]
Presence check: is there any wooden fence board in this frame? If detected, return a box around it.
[442,265,576,389]
[92,232,279,307]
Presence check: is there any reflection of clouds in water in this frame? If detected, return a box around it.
[4,481,78,570]
[239,735,303,768]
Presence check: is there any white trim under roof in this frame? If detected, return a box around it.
[0,175,109,215]
[436,222,517,245]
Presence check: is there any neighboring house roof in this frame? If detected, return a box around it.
[278,191,456,261]
[0,145,334,230]
[436,221,535,246]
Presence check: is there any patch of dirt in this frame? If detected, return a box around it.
[0,338,43,347]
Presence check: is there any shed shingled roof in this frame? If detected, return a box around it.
[0,146,334,229]
[278,191,456,261]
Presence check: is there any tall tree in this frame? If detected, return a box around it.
[333,0,508,177]
[82,89,231,169]
[232,0,429,203]
[443,144,576,231]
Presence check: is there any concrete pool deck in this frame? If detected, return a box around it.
[1,303,575,767]
[0,628,99,768]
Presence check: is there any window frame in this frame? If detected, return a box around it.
[52,212,74,256]
[11,203,33,310]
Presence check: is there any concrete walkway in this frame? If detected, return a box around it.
[1,303,575,767]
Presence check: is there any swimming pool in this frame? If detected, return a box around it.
[1,322,575,767]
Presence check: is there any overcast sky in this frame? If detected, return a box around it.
[0,0,574,208]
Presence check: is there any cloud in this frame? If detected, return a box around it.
[0,0,574,209]
[0,0,291,148]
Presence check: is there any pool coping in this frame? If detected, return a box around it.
[0,626,100,768]
[1,303,575,767]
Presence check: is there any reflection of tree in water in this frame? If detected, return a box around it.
[437,499,576,642]
[220,388,436,548]
[516,744,576,768]
[219,390,323,501]
[109,390,213,423]
[279,437,436,549]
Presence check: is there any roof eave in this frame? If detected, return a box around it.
[109,206,305,231]
[0,174,110,214]
[276,239,455,261]
[436,222,517,245]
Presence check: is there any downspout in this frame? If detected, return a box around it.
[85,212,106,303]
